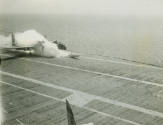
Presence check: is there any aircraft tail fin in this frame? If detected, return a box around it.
[11,32,16,46]
[66,100,77,125]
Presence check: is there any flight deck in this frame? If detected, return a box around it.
[1,54,163,125]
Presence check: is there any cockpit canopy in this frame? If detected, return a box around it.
[53,40,67,50]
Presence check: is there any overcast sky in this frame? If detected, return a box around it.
[0,0,163,16]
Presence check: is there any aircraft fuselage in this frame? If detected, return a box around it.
[13,30,72,58]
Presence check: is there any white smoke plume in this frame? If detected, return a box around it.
[0,34,11,47]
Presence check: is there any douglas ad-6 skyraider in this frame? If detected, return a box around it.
[0,30,79,61]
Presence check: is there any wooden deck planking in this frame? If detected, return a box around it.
[1,56,163,124]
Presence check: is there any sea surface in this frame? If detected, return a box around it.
[0,14,163,65]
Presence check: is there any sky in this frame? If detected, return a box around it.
[0,0,163,16]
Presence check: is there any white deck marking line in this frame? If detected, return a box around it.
[1,81,141,125]
[23,58,163,88]
[1,53,163,71]
[1,71,163,119]
[62,92,94,107]
[80,56,163,71]
[1,81,61,102]
[66,52,163,70]
[16,119,25,125]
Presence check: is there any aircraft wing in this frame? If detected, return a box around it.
[0,46,33,51]
[0,46,34,61]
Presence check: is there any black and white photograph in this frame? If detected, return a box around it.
[0,0,163,125]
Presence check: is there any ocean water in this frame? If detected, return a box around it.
[0,14,163,65]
